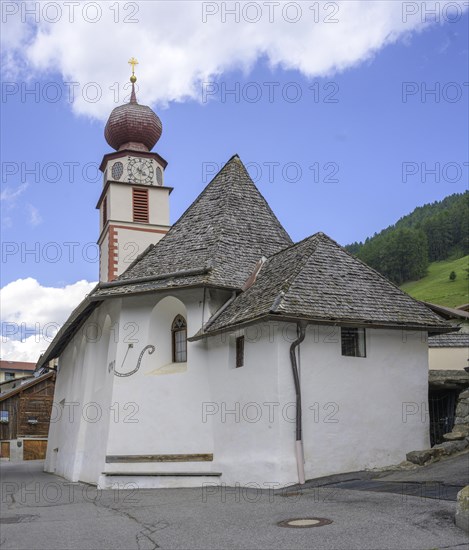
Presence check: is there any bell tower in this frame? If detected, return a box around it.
[97,58,172,282]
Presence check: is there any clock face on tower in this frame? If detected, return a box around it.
[127,157,154,184]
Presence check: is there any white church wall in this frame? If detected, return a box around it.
[44,330,89,479]
[44,334,85,479]
[77,311,117,483]
[45,302,120,483]
[281,324,430,481]
[206,324,298,487]
[103,291,215,479]
[46,293,431,489]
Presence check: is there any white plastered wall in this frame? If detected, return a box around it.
[103,291,215,478]
[284,324,430,481]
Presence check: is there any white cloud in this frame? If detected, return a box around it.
[0,278,96,363]
[0,334,49,364]
[27,204,42,226]
[2,1,466,120]
[0,182,29,203]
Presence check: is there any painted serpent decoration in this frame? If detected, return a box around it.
[113,344,156,377]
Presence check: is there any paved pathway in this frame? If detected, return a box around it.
[302,452,469,502]
[0,459,468,549]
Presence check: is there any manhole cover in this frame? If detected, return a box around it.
[277,517,333,528]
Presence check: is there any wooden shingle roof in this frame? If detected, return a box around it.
[195,233,452,336]
[428,333,469,348]
[94,155,292,298]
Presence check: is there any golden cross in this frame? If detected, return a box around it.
[128,57,139,76]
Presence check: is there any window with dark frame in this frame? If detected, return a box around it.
[132,187,149,223]
[172,315,187,363]
[0,410,8,423]
[341,328,366,357]
[236,336,245,368]
[4,372,15,381]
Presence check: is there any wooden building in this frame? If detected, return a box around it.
[0,371,55,461]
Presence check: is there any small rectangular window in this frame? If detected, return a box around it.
[341,328,366,357]
[132,188,149,223]
[236,336,245,368]
[4,372,15,381]
[0,411,9,423]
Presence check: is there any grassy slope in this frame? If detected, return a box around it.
[400,256,469,307]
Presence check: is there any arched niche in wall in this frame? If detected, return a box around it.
[147,296,187,370]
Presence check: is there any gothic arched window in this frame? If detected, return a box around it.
[172,315,187,363]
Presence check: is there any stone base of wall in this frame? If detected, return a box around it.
[407,376,469,466]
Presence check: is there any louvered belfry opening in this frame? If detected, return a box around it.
[132,187,149,223]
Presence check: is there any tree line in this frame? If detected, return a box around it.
[346,192,468,285]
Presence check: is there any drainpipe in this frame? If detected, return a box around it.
[290,322,307,485]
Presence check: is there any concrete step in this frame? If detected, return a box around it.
[99,471,222,489]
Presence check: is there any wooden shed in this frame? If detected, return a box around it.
[0,371,56,461]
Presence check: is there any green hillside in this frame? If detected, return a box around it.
[400,256,469,307]
[346,192,468,286]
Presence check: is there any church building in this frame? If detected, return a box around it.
[39,65,452,489]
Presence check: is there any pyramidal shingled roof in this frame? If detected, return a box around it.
[199,233,451,335]
[94,155,292,297]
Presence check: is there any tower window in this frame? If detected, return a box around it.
[172,315,187,363]
[341,328,366,357]
[236,336,244,368]
[103,196,108,227]
[132,188,149,223]
[156,166,163,186]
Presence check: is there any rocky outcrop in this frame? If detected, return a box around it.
[406,441,468,465]
[407,386,469,466]
[455,486,469,533]
[429,370,469,391]
[443,389,469,443]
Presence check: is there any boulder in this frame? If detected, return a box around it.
[445,424,469,439]
[406,450,433,465]
[443,432,465,441]
[406,447,445,465]
[433,440,469,455]
[456,401,469,418]
[455,486,469,533]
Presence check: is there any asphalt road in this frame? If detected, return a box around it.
[0,459,468,550]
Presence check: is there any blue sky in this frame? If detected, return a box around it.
[1,1,468,360]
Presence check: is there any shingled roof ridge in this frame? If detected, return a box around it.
[217,155,292,245]
[267,233,323,312]
[262,231,323,262]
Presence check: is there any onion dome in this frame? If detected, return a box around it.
[104,59,162,152]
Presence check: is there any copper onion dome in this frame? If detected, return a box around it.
[104,59,162,152]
